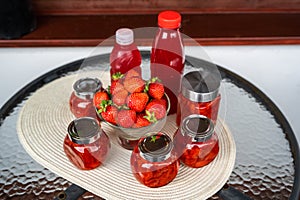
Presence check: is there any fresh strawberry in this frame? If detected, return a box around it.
[145,77,164,99]
[98,101,118,125]
[124,69,140,80]
[123,77,145,93]
[93,91,110,109]
[112,89,128,106]
[116,109,137,128]
[150,98,167,110]
[148,82,164,99]
[126,92,149,112]
[110,81,125,95]
[145,100,166,120]
[133,113,151,128]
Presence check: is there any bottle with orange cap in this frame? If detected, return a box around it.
[150,10,185,114]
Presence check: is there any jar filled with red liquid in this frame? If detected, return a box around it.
[110,28,142,79]
[151,11,185,114]
[176,70,221,126]
[130,132,179,188]
[174,114,219,168]
[69,78,102,118]
[63,117,110,170]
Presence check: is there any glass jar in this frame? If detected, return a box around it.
[69,78,103,118]
[174,114,219,168]
[176,70,221,126]
[63,117,110,170]
[130,132,179,188]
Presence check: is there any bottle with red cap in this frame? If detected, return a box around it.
[150,11,185,114]
[110,28,142,81]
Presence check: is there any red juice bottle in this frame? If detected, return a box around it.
[110,28,142,80]
[151,11,185,114]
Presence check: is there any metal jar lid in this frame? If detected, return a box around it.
[67,117,101,145]
[138,132,173,162]
[181,70,220,102]
[181,114,214,142]
[73,78,102,100]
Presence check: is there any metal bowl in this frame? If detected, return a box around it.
[96,93,170,141]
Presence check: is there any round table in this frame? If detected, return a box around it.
[0,51,299,199]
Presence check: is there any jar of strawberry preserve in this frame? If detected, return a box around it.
[130,132,179,188]
[63,117,110,170]
[69,78,103,118]
[174,114,219,168]
[176,70,221,126]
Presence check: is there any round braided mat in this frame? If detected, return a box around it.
[17,70,236,200]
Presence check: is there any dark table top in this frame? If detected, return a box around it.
[0,51,299,200]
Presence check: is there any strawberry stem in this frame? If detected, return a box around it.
[150,135,161,142]
[150,135,157,142]
[117,104,129,110]
[150,77,161,83]
[144,77,162,93]
[144,110,157,123]
[98,100,112,113]
[112,72,124,80]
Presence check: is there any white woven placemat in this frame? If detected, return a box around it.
[17,70,236,200]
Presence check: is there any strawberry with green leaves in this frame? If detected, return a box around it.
[93,91,110,109]
[116,109,137,128]
[126,92,149,112]
[145,100,166,120]
[97,100,118,125]
[145,77,165,99]
[133,111,157,128]
[133,113,151,128]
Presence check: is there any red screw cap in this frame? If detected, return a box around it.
[158,11,181,29]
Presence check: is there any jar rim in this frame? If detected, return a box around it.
[138,132,173,162]
[73,77,102,99]
[181,115,214,142]
[67,117,101,144]
[181,70,220,102]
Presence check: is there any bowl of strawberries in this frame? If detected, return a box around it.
[93,69,170,150]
